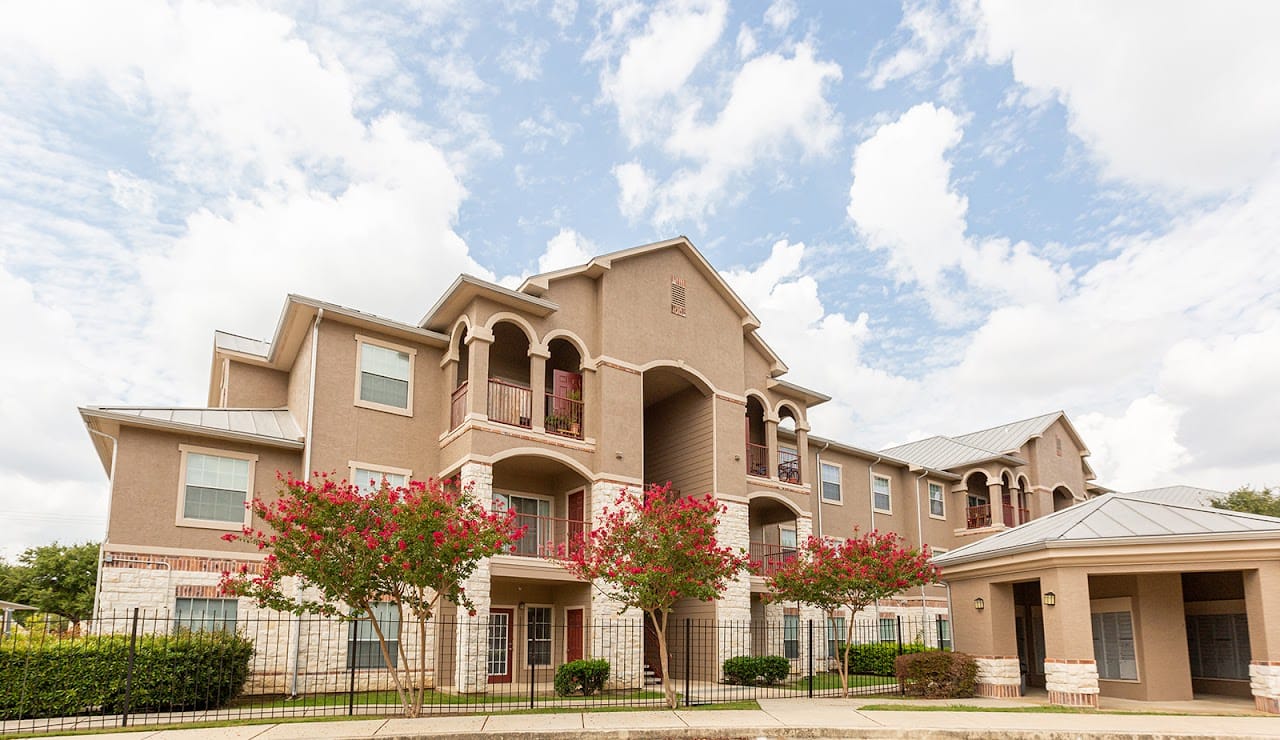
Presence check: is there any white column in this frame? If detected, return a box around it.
[454,462,493,693]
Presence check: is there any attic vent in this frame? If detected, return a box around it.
[1055,435,1063,457]
[670,276,687,317]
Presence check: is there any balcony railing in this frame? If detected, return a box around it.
[545,392,584,440]
[450,382,468,430]
[488,378,532,429]
[778,447,801,485]
[750,541,798,576]
[506,514,586,559]
[745,442,768,477]
[1003,504,1031,527]
[966,503,992,529]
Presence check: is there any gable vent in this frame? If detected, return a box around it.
[670,276,687,317]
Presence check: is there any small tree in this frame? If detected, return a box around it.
[762,530,938,697]
[0,541,99,626]
[1211,486,1280,517]
[557,483,750,708]
[220,473,521,717]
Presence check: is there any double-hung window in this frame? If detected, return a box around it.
[350,463,410,494]
[928,482,945,518]
[350,602,399,669]
[495,493,552,557]
[879,617,897,643]
[783,612,800,659]
[175,597,237,633]
[820,462,842,503]
[872,475,892,513]
[178,446,255,528]
[355,336,415,415]
[526,606,552,666]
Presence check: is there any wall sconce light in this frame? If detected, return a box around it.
[615,451,623,460]
[517,601,526,611]
[1043,592,1056,607]
[973,597,985,611]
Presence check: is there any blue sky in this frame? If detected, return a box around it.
[2,0,1279,558]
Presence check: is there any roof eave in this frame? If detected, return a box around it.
[419,275,559,332]
[79,407,306,451]
[936,529,1280,569]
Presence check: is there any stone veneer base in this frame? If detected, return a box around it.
[1250,661,1280,714]
[1044,658,1099,708]
[973,656,1021,698]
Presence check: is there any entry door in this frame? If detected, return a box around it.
[487,608,514,683]
[566,608,584,663]
[568,489,585,547]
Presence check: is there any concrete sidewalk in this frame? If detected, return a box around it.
[17,697,1280,740]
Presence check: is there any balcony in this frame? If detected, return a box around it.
[1002,504,1030,527]
[450,382,468,430]
[778,446,801,485]
[506,514,585,558]
[488,378,532,429]
[745,442,768,477]
[545,391,584,440]
[966,503,992,529]
[750,541,798,577]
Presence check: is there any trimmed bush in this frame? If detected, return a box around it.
[0,631,254,720]
[722,655,790,685]
[895,651,978,698]
[835,641,931,677]
[554,658,610,696]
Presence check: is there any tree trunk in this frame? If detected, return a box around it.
[840,609,854,698]
[365,602,413,716]
[648,608,677,709]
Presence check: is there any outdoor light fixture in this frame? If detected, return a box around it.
[517,601,526,611]
[1043,592,1056,607]
[973,597,985,611]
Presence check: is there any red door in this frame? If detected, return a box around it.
[487,608,514,684]
[567,489,584,551]
[551,370,583,424]
[566,608,584,663]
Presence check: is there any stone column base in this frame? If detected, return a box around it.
[973,656,1021,698]
[1250,661,1280,714]
[1044,658,1099,708]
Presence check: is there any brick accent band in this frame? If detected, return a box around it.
[1048,690,1099,708]
[104,551,266,575]
[175,584,224,598]
[977,683,1022,698]
[1256,695,1280,714]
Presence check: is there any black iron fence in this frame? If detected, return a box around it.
[0,610,950,736]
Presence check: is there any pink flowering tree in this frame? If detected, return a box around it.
[762,530,939,697]
[220,473,522,717]
[557,483,751,708]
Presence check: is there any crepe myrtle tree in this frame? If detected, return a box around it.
[220,472,522,717]
[557,483,751,709]
[762,530,939,697]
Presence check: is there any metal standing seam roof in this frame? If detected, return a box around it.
[85,406,304,444]
[933,493,1280,566]
[950,411,1062,454]
[878,435,1010,470]
[213,331,271,357]
[1121,485,1223,508]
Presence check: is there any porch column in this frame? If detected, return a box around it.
[987,482,1004,526]
[794,424,810,485]
[765,418,779,481]
[793,515,825,663]
[957,579,1021,698]
[464,327,493,420]
[1246,562,1280,713]
[589,480,644,689]
[579,363,596,441]
[454,462,494,692]
[528,343,549,433]
[1039,568,1099,708]
[714,499,752,680]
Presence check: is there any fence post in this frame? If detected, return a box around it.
[528,623,536,710]
[347,618,357,716]
[896,616,903,655]
[121,608,139,728]
[683,619,691,707]
[936,614,943,649]
[807,620,814,699]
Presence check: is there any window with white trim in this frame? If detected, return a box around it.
[1091,611,1137,680]
[827,616,845,657]
[820,462,842,503]
[495,493,552,557]
[879,617,897,643]
[527,606,552,666]
[352,467,409,494]
[350,602,399,669]
[175,597,237,633]
[872,475,892,513]
[356,337,414,414]
[783,613,800,659]
[180,448,254,526]
[779,527,797,549]
[928,482,945,517]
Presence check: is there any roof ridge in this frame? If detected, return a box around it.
[951,410,1062,441]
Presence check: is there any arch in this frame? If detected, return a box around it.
[744,389,773,417]
[487,447,595,482]
[483,311,539,344]
[541,328,592,368]
[961,468,995,489]
[774,400,807,430]
[1016,474,1032,492]
[999,468,1015,486]
[1051,484,1076,512]
[747,491,805,517]
[638,360,715,396]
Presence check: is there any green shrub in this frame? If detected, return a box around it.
[0,630,254,719]
[834,642,931,676]
[895,651,978,698]
[554,658,610,696]
[722,655,791,685]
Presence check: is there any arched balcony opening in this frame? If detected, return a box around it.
[544,338,584,439]
[449,326,470,429]
[965,471,992,529]
[777,408,801,485]
[1053,486,1075,512]
[492,454,590,560]
[1001,472,1017,527]
[745,396,768,478]
[641,365,713,499]
[748,496,800,577]
[488,321,533,428]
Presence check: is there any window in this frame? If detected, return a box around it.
[873,475,892,513]
[936,617,952,650]
[783,613,799,659]
[178,446,255,528]
[355,336,415,415]
[879,617,897,643]
[350,463,410,494]
[495,493,552,556]
[928,482,945,518]
[820,462,842,503]
[779,527,797,549]
[827,616,845,657]
[175,597,237,633]
[1091,611,1137,680]
[350,602,399,669]
[1186,613,1250,680]
[527,607,552,666]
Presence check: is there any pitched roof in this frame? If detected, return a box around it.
[879,435,1021,470]
[934,493,1280,566]
[214,330,271,358]
[1122,485,1223,508]
[81,406,305,448]
[951,411,1063,453]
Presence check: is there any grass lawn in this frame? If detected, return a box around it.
[785,672,898,692]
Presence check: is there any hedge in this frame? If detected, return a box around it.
[834,642,931,677]
[554,659,610,696]
[895,651,978,698]
[0,631,254,720]
[722,655,790,685]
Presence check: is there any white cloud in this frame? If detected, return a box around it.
[499,38,549,81]
[613,161,655,221]
[518,107,581,152]
[735,24,757,59]
[865,0,973,90]
[537,228,595,273]
[1076,396,1189,491]
[549,0,577,28]
[763,0,797,32]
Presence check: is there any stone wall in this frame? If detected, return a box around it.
[1045,657,1100,707]
[1250,661,1280,714]
[588,480,644,689]
[973,656,1021,698]
[454,462,495,693]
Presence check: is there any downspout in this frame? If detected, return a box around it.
[868,456,881,622]
[85,426,119,621]
[813,441,830,539]
[913,469,929,631]
[291,307,323,697]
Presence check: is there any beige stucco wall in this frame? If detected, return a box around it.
[225,360,289,408]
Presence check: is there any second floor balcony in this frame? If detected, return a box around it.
[504,513,586,559]
[750,541,799,577]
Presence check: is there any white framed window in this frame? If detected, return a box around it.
[872,475,892,513]
[928,482,945,519]
[350,602,399,669]
[526,606,553,666]
[783,612,800,659]
[779,526,797,549]
[827,616,846,657]
[1092,610,1137,681]
[176,445,257,529]
[349,461,412,494]
[175,597,237,633]
[494,492,553,557]
[820,462,842,504]
[879,617,897,643]
[354,335,416,416]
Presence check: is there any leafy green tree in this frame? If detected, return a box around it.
[1211,486,1280,517]
[0,541,100,625]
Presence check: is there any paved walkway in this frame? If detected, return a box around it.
[15,697,1279,740]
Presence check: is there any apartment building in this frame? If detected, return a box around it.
[79,236,1099,692]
